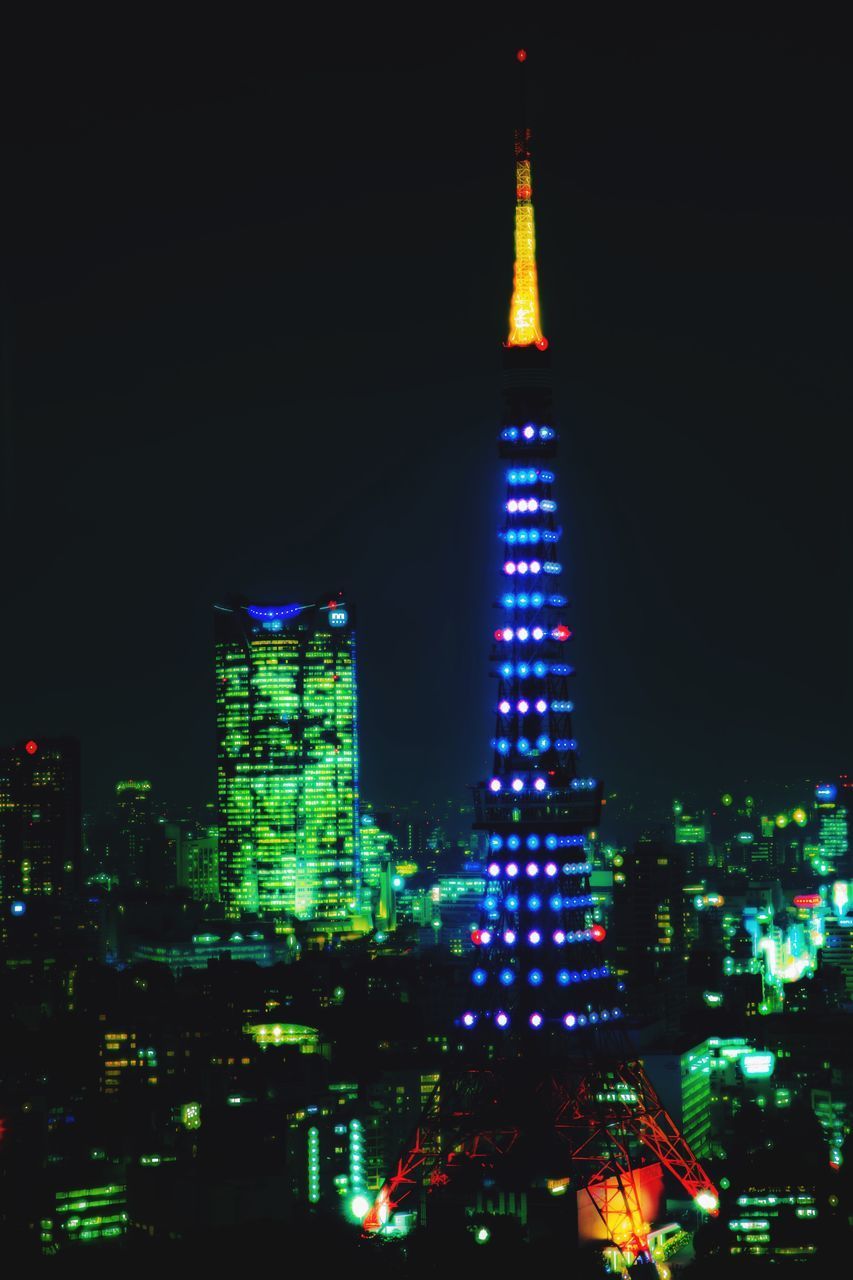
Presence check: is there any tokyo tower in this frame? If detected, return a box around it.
[364,51,718,1269]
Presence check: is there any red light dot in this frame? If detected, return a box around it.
[535,337,549,351]
[553,625,571,641]
[516,49,527,62]
[471,929,482,946]
[591,924,606,942]
[24,740,38,756]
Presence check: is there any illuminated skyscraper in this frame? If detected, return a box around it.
[0,737,81,905]
[114,778,169,891]
[814,781,849,877]
[214,597,359,927]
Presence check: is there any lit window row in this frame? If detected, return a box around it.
[501,529,560,546]
[497,697,548,714]
[472,924,606,946]
[488,775,549,794]
[507,468,555,485]
[493,735,551,755]
[503,560,562,576]
[505,497,558,514]
[494,625,571,643]
[484,860,593,878]
[487,835,585,853]
[462,1007,621,1029]
[500,591,566,609]
[500,424,556,442]
[472,965,609,986]
[497,661,573,678]
[484,891,594,911]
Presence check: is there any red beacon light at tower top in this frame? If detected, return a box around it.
[24,740,38,756]
[516,49,527,63]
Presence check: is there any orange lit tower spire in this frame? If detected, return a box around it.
[507,48,548,349]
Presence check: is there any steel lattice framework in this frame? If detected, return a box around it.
[365,51,717,1269]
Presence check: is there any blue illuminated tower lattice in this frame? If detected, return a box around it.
[364,52,719,1265]
[463,373,621,1040]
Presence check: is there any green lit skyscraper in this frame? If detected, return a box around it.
[214,597,359,928]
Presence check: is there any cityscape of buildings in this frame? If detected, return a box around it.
[2,42,849,1278]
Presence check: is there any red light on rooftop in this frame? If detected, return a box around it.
[24,740,38,756]
[535,337,549,351]
[516,49,527,62]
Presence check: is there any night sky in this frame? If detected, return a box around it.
[4,14,850,817]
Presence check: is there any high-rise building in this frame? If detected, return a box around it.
[175,825,220,902]
[359,810,397,931]
[214,597,359,928]
[0,737,81,905]
[814,781,849,878]
[114,779,169,891]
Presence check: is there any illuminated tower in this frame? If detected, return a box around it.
[214,597,359,928]
[0,737,81,905]
[814,781,849,878]
[365,53,718,1266]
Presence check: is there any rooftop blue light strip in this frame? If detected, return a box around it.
[246,604,304,621]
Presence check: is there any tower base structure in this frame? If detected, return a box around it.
[364,1047,718,1268]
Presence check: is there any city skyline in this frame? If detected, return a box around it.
[4,18,849,817]
[2,24,851,1268]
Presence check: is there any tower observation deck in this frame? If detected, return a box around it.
[364,52,718,1267]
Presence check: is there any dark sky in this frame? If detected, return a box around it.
[4,13,851,816]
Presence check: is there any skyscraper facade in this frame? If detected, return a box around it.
[0,737,82,905]
[214,598,359,928]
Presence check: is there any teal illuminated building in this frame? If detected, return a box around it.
[814,781,848,877]
[214,598,359,928]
